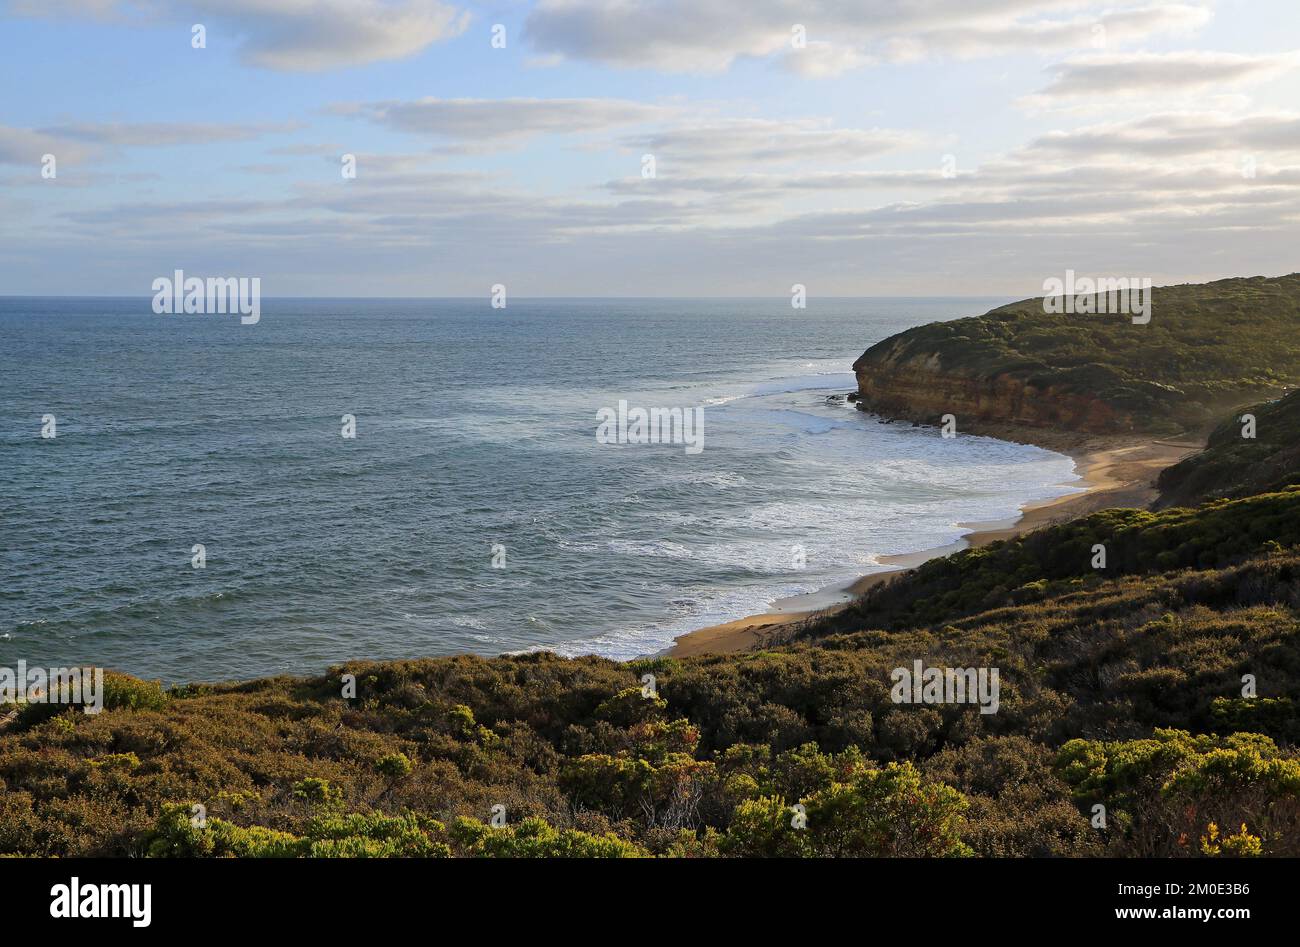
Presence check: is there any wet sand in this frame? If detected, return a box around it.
[667,438,1201,658]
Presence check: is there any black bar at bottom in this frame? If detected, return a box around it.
[2,856,1288,933]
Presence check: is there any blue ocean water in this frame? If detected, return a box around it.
[0,297,1080,683]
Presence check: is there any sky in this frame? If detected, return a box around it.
[1,0,1298,297]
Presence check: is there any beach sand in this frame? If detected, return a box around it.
[667,436,1202,658]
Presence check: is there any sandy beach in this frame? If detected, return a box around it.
[667,436,1202,658]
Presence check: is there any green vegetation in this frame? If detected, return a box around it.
[855,274,1300,434]
[803,487,1300,634]
[1055,730,1299,856]
[2,486,1297,856]
[1157,388,1300,507]
[142,802,646,858]
[720,759,973,857]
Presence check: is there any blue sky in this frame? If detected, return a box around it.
[2,0,1299,295]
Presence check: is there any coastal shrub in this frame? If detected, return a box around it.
[1211,697,1299,743]
[594,687,667,727]
[813,762,972,857]
[102,672,169,712]
[805,489,1300,635]
[292,777,342,806]
[2,540,1299,857]
[922,737,1099,857]
[375,752,413,778]
[1158,389,1300,507]
[9,670,168,729]
[720,796,806,857]
[146,803,304,858]
[1200,822,1263,857]
[303,812,450,857]
[721,762,972,858]
[145,804,453,858]
[449,816,646,858]
[1055,730,1300,856]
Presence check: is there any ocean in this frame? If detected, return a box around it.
[0,296,1081,683]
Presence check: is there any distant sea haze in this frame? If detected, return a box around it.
[0,296,1080,683]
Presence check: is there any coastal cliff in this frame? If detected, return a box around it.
[852,274,1300,439]
[853,338,1141,434]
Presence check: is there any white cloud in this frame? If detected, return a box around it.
[38,121,300,145]
[1029,50,1300,101]
[624,119,920,166]
[783,41,875,78]
[7,0,1300,295]
[523,0,1212,75]
[5,0,469,71]
[347,97,678,141]
[603,169,962,195]
[213,0,470,71]
[1028,110,1300,158]
[0,126,81,165]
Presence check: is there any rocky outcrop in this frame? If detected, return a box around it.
[847,274,1300,438]
[852,336,1138,434]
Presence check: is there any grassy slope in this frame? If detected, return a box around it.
[854,274,1300,434]
[803,487,1300,634]
[1156,388,1300,508]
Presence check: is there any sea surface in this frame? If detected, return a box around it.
[0,297,1082,683]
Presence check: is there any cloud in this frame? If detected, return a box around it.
[22,155,1300,295]
[37,121,300,146]
[0,125,90,165]
[783,41,874,78]
[603,169,962,195]
[0,122,252,168]
[523,0,1212,75]
[1027,110,1300,158]
[624,119,920,166]
[346,97,678,141]
[886,4,1211,61]
[0,119,297,173]
[5,0,120,13]
[6,1,1298,295]
[211,0,470,71]
[1029,50,1300,101]
[5,0,469,71]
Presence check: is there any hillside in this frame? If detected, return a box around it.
[802,486,1300,635]
[853,274,1300,437]
[1156,389,1300,508]
[3,488,1298,858]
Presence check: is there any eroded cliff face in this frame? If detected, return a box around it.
[852,338,1137,434]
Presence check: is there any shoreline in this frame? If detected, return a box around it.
[666,434,1202,658]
